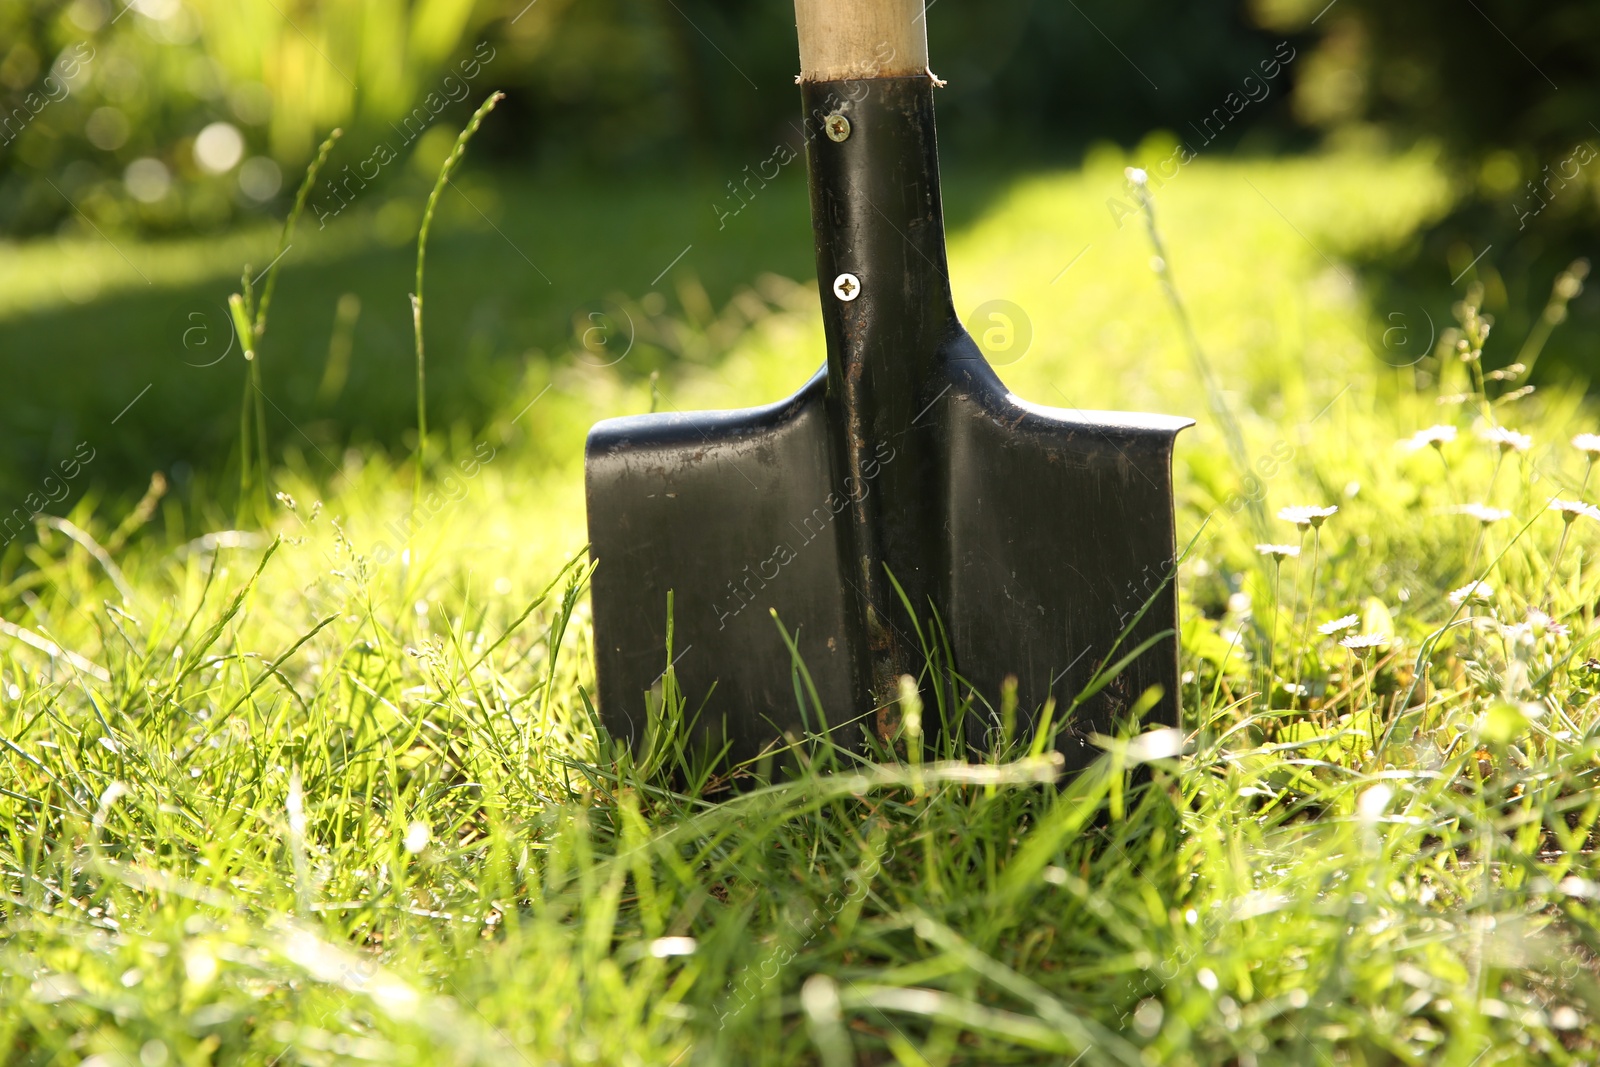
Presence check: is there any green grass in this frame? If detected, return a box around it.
[0,147,1026,501]
[0,162,802,498]
[6,142,1600,1065]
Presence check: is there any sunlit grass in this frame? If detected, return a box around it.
[4,144,1600,1066]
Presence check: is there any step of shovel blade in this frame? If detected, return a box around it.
[585,369,863,766]
[943,359,1194,773]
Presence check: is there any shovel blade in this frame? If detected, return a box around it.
[585,370,862,764]
[587,355,1191,773]
[943,365,1192,771]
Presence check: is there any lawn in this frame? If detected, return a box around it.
[5,138,1600,1065]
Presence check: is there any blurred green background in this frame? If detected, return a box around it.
[0,0,1597,504]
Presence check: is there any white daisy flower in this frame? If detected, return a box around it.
[1340,633,1387,651]
[1526,609,1570,639]
[1455,503,1512,525]
[1405,425,1457,451]
[1549,499,1600,524]
[1317,614,1359,635]
[1476,425,1532,454]
[1256,543,1301,559]
[1447,580,1494,607]
[1278,505,1338,530]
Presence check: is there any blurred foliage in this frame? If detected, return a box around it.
[1253,0,1599,158]
[0,0,1297,236]
[485,0,1298,165]
[0,0,551,234]
[3,0,1596,246]
[1257,0,1600,381]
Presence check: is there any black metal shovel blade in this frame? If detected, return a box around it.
[588,358,1190,771]
[943,355,1192,773]
[586,370,863,760]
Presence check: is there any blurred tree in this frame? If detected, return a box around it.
[1253,0,1600,378]
[1252,0,1599,159]
[480,0,1296,166]
[0,0,1301,235]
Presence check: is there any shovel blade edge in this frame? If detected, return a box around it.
[585,370,862,764]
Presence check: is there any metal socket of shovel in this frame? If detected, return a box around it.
[586,0,1193,773]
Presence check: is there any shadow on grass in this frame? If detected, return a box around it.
[1348,192,1600,387]
[0,165,1015,505]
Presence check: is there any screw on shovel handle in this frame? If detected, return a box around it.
[586,0,1192,779]
[793,0,929,81]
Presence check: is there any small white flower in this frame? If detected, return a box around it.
[1476,425,1532,453]
[648,937,698,958]
[1448,580,1494,607]
[1340,633,1387,651]
[1125,166,1149,186]
[1552,1006,1584,1030]
[1405,425,1458,451]
[403,821,430,854]
[1549,499,1600,524]
[1256,543,1300,559]
[1317,614,1359,635]
[1357,783,1394,822]
[1502,621,1538,648]
[1455,503,1513,525]
[1278,505,1338,530]
[1572,433,1600,457]
[184,945,218,987]
[1526,609,1570,639]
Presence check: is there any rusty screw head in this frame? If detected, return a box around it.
[832,273,861,302]
[824,113,851,143]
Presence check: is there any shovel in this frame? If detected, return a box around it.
[586,0,1193,773]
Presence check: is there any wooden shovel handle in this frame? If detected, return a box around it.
[794,0,929,82]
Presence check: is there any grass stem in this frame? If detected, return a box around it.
[412,92,505,518]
